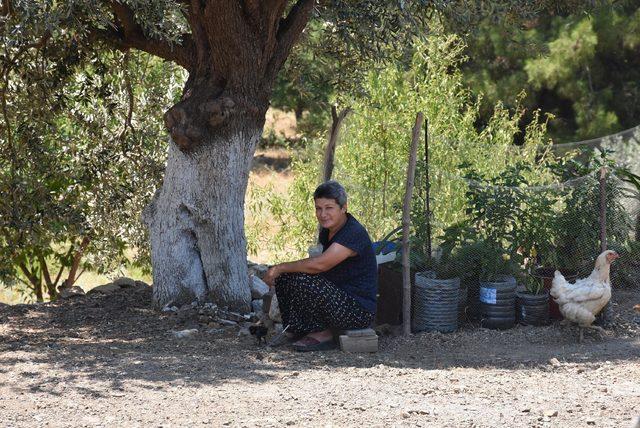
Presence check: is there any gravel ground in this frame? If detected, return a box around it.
[1,285,639,428]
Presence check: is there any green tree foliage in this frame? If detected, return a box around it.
[0,34,184,300]
[2,0,601,305]
[249,33,557,261]
[270,1,605,140]
[463,3,640,141]
[270,21,336,137]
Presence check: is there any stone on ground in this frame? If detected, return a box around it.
[267,293,282,323]
[114,277,136,288]
[87,283,121,295]
[339,331,378,353]
[171,328,199,339]
[59,286,85,299]
[251,299,263,314]
[250,275,270,299]
[344,328,376,337]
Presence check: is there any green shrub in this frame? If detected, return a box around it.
[251,33,557,261]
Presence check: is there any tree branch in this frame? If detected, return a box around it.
[119,51,135,142]
[242,0,261,26]
[110,1,138,37]
[184,0,208,71]
[38,254,52,289]
[53,264,64,288]
[101,1,194,69]
[93,27,193,70]
[38,253,57,298]
[18,262,39,291]
[322,105,352,182]
[261,0,288,66]
[62,236,90,289]
[266,0,315,82]
[0,0,12,17]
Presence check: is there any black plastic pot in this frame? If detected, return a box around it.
[479,275,517,330]
[412,272,460,333]
[516,286,550,326]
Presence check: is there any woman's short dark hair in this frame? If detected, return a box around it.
[314,180,348,207]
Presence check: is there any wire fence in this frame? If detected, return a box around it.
[372,164,640,333]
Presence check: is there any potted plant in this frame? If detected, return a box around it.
[505,171,577,320]
[435,256,468,322]
[437,222,479,321]
[515,269,550,326]
[471,241,518,330]
[439,232,516,328]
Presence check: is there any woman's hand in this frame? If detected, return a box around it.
[263,265,280,287]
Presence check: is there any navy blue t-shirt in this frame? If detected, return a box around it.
[319,213,378,313]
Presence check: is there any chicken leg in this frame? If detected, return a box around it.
[579,324,606,342]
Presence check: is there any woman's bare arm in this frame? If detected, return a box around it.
[263,243,356,286]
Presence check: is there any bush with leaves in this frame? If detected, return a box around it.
[550,149,634,273]
[249,32,556,262]
[441,147,635,291]
[0,48,184,301]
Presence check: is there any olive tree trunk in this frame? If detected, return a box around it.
[144,125,261,311]
[104,0,315,311]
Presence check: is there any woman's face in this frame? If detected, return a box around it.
[315,197,347,230]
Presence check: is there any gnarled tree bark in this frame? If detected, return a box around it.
[143,119,263,310]
[126,0,315,310]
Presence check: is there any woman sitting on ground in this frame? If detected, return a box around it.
[263,180,377,352]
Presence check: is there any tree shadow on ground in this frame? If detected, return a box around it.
[1,287,638,398]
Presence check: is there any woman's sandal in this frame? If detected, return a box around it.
[292,336,337,352]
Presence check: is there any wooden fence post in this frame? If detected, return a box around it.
[599,166,607,252]
[597,166,612,326]
[424,118,432,259]
[402,112,424,336]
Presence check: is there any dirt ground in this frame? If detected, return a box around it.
[1,285,639,428]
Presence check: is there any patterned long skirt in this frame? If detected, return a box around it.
[274,272,373,335]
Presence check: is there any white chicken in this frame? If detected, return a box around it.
[550,250,620,342]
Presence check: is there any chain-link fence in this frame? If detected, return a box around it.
[372,158,640,333]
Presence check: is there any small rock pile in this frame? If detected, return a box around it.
[55,263,285,342]
[162,300,256,339]
[164,261,283,341]
[248,261,270,314]
[58,277,151,299]
[248,261,284,334]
